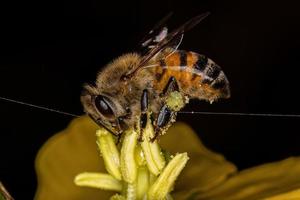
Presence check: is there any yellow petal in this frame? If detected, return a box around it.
[264,188,300,200]
[192,157,300,200]
[35,116,114,200]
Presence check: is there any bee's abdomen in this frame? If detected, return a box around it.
[194,54,230,98]
[154,50,196,89]
[154,50,230,101]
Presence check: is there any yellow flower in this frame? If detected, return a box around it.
[35,116,300,200]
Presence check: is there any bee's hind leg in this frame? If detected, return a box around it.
[160,76,179,97]
[139,89,149,141]
[151,76,180,142]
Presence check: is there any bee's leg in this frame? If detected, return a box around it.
[161,76,179,97]
[151,76,179,142]
[139,89,149,141]
[151,105,173,142]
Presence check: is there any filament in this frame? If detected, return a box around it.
[1,96,300,118]
[0,96,80,117]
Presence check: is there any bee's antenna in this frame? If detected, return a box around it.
[0,96,80,118]
[179,111,300,118]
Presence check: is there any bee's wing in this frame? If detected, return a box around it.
[126,12,210,78]
[138,12,173,54]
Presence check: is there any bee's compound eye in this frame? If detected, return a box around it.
[94,95,115,118]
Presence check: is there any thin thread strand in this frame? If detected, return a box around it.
[0,96,80,117]
[179,111,300,118]
[1,96,300,118]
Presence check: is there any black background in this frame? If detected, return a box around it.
[1,0,300,199]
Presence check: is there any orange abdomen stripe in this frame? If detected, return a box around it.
[154,50,200,91]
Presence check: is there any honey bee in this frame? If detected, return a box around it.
[81,12,230,140]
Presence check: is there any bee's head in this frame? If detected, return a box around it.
[80,84,127,135]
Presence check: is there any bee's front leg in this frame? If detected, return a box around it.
[139,89,149,141]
